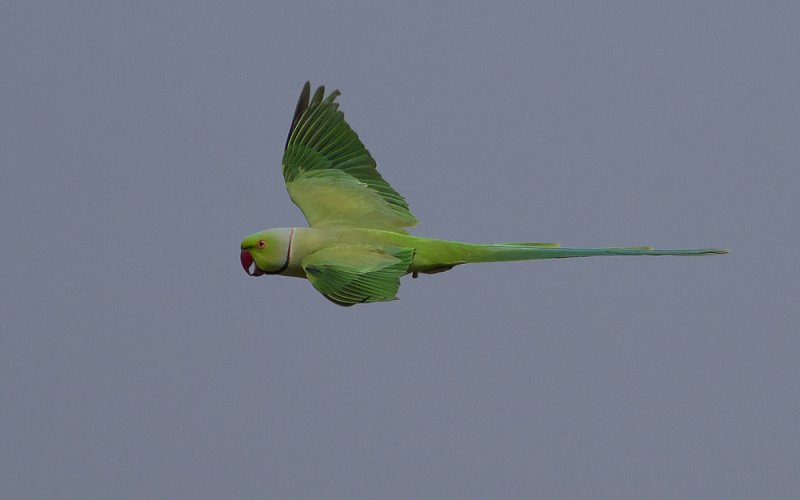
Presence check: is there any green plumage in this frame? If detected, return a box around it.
[240,82,728,306]
[302,246,414,305]
[283,82,416,232]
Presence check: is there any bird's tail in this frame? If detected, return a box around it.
[460,242,728,262]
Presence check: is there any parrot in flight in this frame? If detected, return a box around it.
[240,82,727,306]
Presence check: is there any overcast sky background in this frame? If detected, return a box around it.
[2,1,798,499]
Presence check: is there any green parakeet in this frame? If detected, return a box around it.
[240,82,727,306]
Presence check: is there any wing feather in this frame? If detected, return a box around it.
[282,83,417,232]
[301,246,415,306]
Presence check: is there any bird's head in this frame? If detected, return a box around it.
[240,228,293,276]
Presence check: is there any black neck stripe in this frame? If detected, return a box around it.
[265,228,293,275]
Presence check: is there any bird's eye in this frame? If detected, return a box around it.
[258,240,267,248]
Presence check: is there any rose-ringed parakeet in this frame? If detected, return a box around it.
[240,82,727,306]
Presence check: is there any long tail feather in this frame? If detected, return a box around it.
[464,243,728,262]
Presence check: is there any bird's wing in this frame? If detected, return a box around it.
[301,245,414,306]
[282,82,417,233]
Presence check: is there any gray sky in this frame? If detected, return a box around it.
[2,1,798,498]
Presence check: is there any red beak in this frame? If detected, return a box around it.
[239,250,258,276]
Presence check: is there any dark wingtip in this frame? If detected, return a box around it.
[285,82,312,149]
[326,89,341,103]
[284,82,344,149]
[311,85,325,107]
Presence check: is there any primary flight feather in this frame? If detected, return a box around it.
[240,82,727,306]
